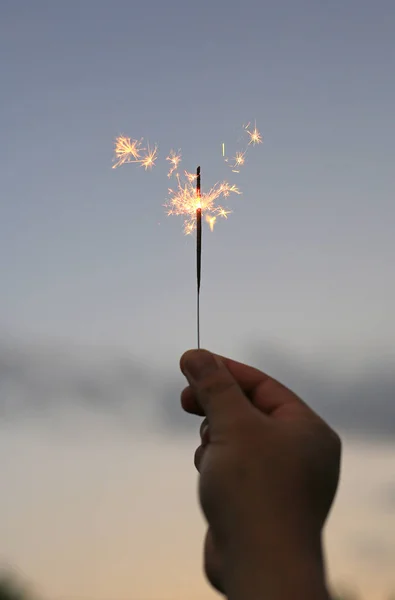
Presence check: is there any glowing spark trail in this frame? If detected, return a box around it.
[223,122,263,174]
[166,150,182,178]
[206,215,216,232]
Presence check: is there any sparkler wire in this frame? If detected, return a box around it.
[196,166,201,349]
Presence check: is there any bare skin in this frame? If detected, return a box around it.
[180,349,341,600]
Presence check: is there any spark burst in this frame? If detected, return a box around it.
[231,150,246,172]
[245,121,263,145]
[165,171,240,235]
[112,136,158,170]
[140,143,158,170]
[112,136,143,169]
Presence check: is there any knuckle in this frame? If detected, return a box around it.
[198,372,237,397]
[200,417,208,436]
[325,423,341,445]
[321,425,342,463]
[331,429,342,456]
[194,445,205,472]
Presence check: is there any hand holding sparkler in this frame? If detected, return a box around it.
[180,349,340,600]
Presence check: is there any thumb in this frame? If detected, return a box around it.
[180,349,256,433]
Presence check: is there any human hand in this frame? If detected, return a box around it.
[180,349,341,599]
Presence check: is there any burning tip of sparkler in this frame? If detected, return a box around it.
[165,174,240,236]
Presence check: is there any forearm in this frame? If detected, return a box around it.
[223,531,331,600]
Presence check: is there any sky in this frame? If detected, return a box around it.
[0,1,394,598]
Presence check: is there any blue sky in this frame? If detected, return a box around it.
[0,2,394,598]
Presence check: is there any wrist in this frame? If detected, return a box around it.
[223,529,330,600]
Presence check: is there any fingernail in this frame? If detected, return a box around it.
[184,350,219,381]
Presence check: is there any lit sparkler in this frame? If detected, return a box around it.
[164,169,240,346]
[112,120,262,347]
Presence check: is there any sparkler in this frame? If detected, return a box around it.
[164,169,239,346]
[112,121,262,348]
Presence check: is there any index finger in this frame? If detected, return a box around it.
[181,353,270,416]
[180,350,259,433]
[181,353,303,418]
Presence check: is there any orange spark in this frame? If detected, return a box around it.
[185,170,197,183]
[139,143,158,170]
[218,208,232,218]
[230,150,246,172]
[206,215,216,231]
[165,173,240,235]
[245,122,263,145]
[112,136,143,169]
[234,151,246,166]
[166,150,182,178]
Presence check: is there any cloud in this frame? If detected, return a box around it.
[161,342,395,441]
[0,338,394,441]
[349,534,395,566]
[379,483,395,509]
[0,340,153,424]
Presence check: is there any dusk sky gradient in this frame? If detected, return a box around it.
[0,2,394,599]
